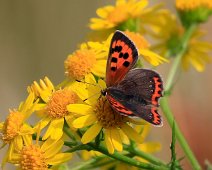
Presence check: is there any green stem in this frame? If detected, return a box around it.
[160,97,201,170]
[126,145,167,167]
[161,23,201,170]
[89,143,168,170]
[165,24,197,93]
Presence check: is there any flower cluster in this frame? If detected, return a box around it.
[1,0,212,169]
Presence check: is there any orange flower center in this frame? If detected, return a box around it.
[2,111,24,143]
[95,97,124,128]
[65,49,96,80]
[46,89,78,118]
[20,144,48,170]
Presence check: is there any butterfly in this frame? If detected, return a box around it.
[102,30,163,126]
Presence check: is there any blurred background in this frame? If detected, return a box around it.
[0,0,211,169]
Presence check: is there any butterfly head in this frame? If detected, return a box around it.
[101,89,107,96]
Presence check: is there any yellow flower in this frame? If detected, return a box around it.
[67,74,145,154]
[8,133,72,169]
[28,77,79,140]
[176,0,212,10]
[176,0,212,26]
[89,0,175,39]
[182,30,212,72]
[64,42,107,80]
[0,92,37,165]
[90,0,148,30]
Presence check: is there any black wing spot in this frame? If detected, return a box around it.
[119,52,123,58]
[117,46,122,52]
[111,57,118,63]
[155,96,160,102]
[123,61,130,67]
[123,53,129,59]
[157,90,162,95]
[114,46,119,52]
[111,67,117,71]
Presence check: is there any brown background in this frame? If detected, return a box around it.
[0,1,211,169]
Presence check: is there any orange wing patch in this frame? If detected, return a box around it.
[151,107,161,125]
[152,76,163,106]
[106,95,133,115]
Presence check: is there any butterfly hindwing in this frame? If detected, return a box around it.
[106,30,138,87]
[106,87,162,126]
[116,68,163,107]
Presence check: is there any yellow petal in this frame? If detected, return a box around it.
[41,137,58,152]
[119,129,130,145]
[35,116,51,132]
[43,139,64,158]
[91,60,107,77]
[81,123,102,144]
[73,114,97,128]
[22,134,32,146]
[13,135,23,151]
[50,119,64,140]
[67,104,93,115]
[140,124,151,140]
[98,79,107,89]
[105,129,114,154]
[189,54,205,72]
[46,153,72,165]
[121,124,143,143]
[18,91,34,112]
[84,73,96,84]
[138,142,161,153]
[20,123,34,134]
[8,142,14,160]
[69,81,88,101]
[42,118,64,140]
[110,128,123,152]
[96,6,113,18]
[139,49,168,66]
[64,115,76,128]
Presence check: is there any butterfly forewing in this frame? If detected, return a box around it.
[106,31,138,87]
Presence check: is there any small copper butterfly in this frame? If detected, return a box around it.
[103,30,163,126]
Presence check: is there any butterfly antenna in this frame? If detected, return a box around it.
[76,79,103,91]
[76,79,104,102]
[83,91,101,102]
